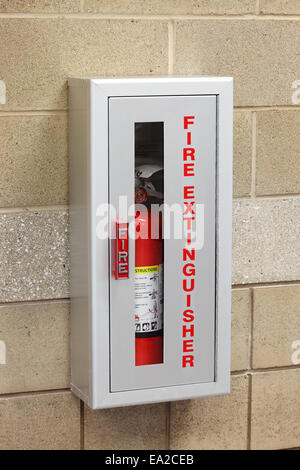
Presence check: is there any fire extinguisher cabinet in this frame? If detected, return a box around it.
[69,77,233,409]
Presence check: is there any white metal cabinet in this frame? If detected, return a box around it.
[69,77,233,409]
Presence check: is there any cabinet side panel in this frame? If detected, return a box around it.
[69,82,91,404]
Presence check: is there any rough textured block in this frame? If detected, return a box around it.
[256,110,300,196]
[253,285,300,368]
[2,197,300,301]
[0,0,81,12]
[170,375,249,450]
[0,301,69,394]
[0,19,168,110]
[0,209,69,302]
[261,0,300,14]
[231,289,250,371]
[84,0,256,15]
[0,392,80,450]
[0,114,68,207]
[84,403,168,450]
[174,20,300,106]
[251,369,300,450]
[233,111,252,197]
[233,198,300,284]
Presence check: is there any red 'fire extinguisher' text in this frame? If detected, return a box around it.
[182,116,196,368]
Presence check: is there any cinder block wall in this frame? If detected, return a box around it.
[0,0,299,450]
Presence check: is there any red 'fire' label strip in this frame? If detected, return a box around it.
[115,222,129,280]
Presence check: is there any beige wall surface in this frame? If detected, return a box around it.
[0,0,299,450]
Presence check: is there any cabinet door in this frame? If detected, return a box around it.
[109,96,217,392]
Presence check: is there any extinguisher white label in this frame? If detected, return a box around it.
[134,264,164,334]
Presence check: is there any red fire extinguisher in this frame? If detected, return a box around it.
[134,170,164,366]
